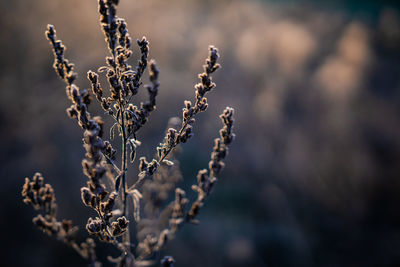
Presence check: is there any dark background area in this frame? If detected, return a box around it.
[1,0,400,266]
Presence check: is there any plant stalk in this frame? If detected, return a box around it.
[120,104,131,250]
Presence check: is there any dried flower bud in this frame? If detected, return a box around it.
[139,157,148,172]
[161,256,175,267]
[103,141,116,160]
[101,191,117,215]
[166,128,177,147]
[111,216,129,236]
[197,97,208,112]
[22,173,56,213]
[187,201,202,222]
[80,187,94,207]
[33,214,59,235]
[86,217,104,234]
[178,124,193,143]
[197,169,208,188]
[147,159,159,176]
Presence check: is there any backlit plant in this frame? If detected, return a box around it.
[22,0,235,266]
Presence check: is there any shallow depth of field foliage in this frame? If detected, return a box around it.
[2,0,400,266]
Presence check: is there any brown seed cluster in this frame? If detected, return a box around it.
[161,256,175,267]
[22,172,56,214]
[23,0,235,266]
[22,174,99,265]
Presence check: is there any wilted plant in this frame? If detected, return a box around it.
[21,0,235,266]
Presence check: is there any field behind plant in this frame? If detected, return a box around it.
[1,0,400,266]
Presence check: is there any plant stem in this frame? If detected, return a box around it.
[119,104,131,250]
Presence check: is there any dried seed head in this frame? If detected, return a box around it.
[147,159,159,176]
[101,191,117,215]
[161,256,175,267]
[166,128,177,147]
[86,217,104,234]
[111,216,129,236]
[22,173,56,213]
[81,187,94,207]
[139,157,148,172]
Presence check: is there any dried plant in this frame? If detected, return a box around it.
[22,0,235,266]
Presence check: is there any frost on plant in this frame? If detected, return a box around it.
[22,0,235,266]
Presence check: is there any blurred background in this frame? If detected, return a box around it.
[1,0,400,266]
